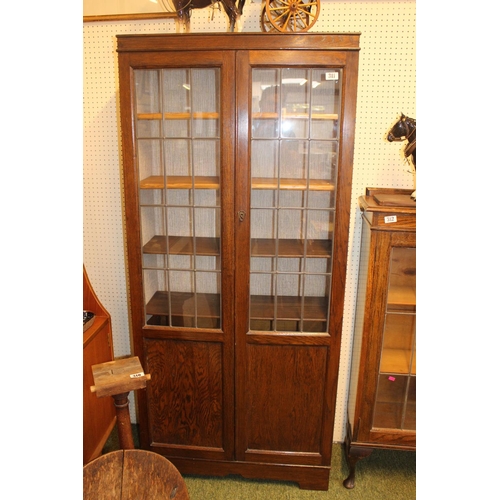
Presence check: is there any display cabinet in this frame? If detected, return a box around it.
[117,33,360,490]
[83,266,116,464]
[343,188,416,488]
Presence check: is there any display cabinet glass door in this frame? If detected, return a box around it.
[135,68,222,330]
[373,247,416,430]
[249,67,341,333]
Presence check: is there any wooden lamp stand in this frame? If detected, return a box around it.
[90,356,150,450]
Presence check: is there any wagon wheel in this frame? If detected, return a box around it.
[261,5,279,32]
[264,0,320,33]
[261,5,275,32]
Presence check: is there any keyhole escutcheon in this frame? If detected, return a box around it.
[237,210,246,222]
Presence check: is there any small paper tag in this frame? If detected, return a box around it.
[384,215,397,223]
[388,376,396,382]
[130,372,145,378]
[325,72,339,81]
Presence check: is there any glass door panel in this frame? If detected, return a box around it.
[134,68,221,329]
[249,67,341,333]
[373,247,416,430]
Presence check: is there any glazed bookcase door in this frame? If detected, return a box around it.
[119,50,236,461]
[234,49,358,469]
[349,224,416,448]
[248,67,340,334]
[137,67,223,330]
[373,247,416,431]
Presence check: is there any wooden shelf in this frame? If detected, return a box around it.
[136,112,338,121]
[252,177,334,191]
[251,295,328,322]
[251,238,331,257]
[137,112,219,120]
[140,176,219,190]
[380,348,416,375]
[140,175,334,191]
[253,112,338,120]
[372,372,416,430]
[143,236,331,258]
[146,291,220,319]
[387,285,416,312]
[143,236,220,255]
[146,291,328,322]
[83,315,109,347]
[373,402,416,431]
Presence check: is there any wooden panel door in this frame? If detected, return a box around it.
[234,48,359,471]
[118,49,236,462]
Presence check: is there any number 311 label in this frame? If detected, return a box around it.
[325,72,339,81]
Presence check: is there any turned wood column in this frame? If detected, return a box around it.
[112,392,135,450]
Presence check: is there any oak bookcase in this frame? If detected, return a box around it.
[117,33,360,490]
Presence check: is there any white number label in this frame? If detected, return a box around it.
[325,72,339,81]
[130,372,145,378]
[384,215,397,223]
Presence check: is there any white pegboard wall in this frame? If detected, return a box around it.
[83,1,416,432]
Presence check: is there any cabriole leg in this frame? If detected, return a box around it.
[343,443,373,489]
